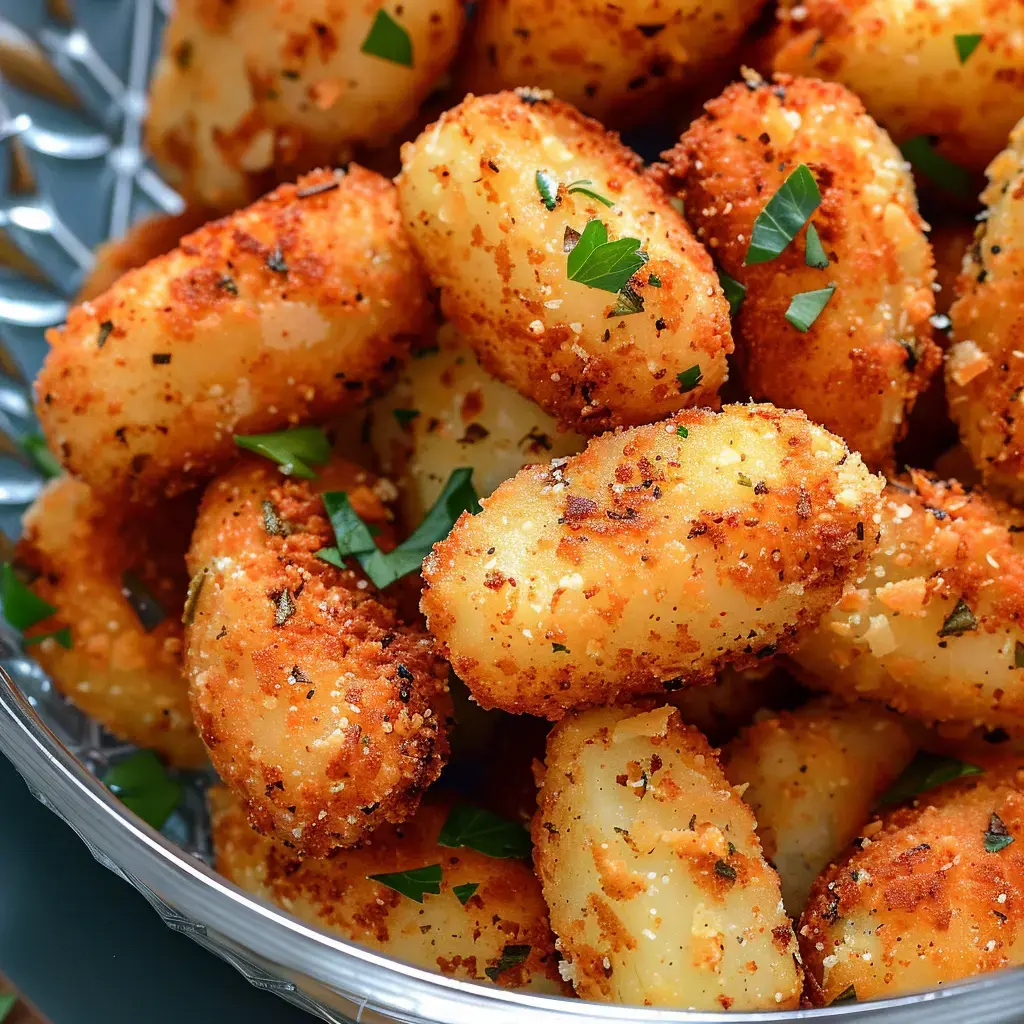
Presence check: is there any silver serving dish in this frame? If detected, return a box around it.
[0,2,1022,1022]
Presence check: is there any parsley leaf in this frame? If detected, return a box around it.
[552,642,569,653]
[392,408,420,427]
[718,269,746,317]
[566,179,614,208]
[804,223,830,269]
[785,284,836,331]
[984,811,1014,853]
[103,750,181,830]
[453,881,480,905]
[566,219,648,293]
[676,425,689,439]
[0,993,15,1023]
[23,627,71,649]
[360,9,413,67]
[1,563,57,632]
[677,365,703,393]
[120,571,165,632]
[20,433,60,479]
[955,33,983,64]
[438,804,532,859]
[833,985,857,1004]
[745,164,821,265]
[900,135,973,199]
[648,273,662,287]
[485,944,531,982]
[367,864,442,903]
[234,426,331,478]
[609,283,644,316]
[536,170,558,211]
[878,752,983,807]
[939,597,977,636]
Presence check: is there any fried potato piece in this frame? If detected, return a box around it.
[422,403,883,719]
[660,74,938,470]
[37,168,430,502]
[792,473,1024,733]
[947,118,1024,501]
[533,703,803,1009]
[147,0,466,209]
[370,324,585,526]
[76,207,217,302]
[722,698,918,914]
[210,788,565,993]
[460,0,769,129]
[799,759,1024,1004]
[772,0,1024,174]
[16,476,205,767]
[397,90,732,434]
[185,455,451,855]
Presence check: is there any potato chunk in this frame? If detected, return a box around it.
[397,90,732,434]
[773,0,1024,174]
[533,703,803,1009]
[147,0,466,208]
[792,473,1024,733]
[185,456,450,855]
[800,760,1024,1004]
[660,74,937,470]
[211,788,565,993]
[722,698,918,914]
[36,168,430,501]
[947,117,1024,501]
[422,403,883,719]
[16,476,205,767]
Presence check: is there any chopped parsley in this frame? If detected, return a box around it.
[785,283,836,331]
[609,283,644,316]
[737,472,753,487]
[452,881,480,906]
[676,425,689,439]
[938,597,977,637]
[360,9,413,67]
[120,571,165,632]
[900,135,973,199]
[804,223,830,269]
[216,275,238,295]
[745,164,821,265]
[718,268,746,317]
[438,804,532,859]
[878,751,983,807]
[676,364,703,393]
[552,643,569,653]
[566,219,648,293]
[265,246,288,274]
[274,589,296,626]
[181,568,208,625]
[566,179,614,207]
[97,320,114,348]
[103,750,181,830]
[984,811,1014,853]
[536,169,558,210]
[833,985,857,1004]
[234,426,331,478]
[262,500,290,537]
[714,859,737,882]
[392,408,420,427]
[0,993,15,1022]
[1,563,59,637]
[367,864,442,903]
[648,273,662,287]
[955,33,983,64]
[485,944,531,982]
[20,433,60,479]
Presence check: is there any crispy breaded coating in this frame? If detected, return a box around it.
[800,759,1024,1004]
[421,403,883,719]
[722,697,918,914]
[947,117,1024,500]
[185,456,451,855]
[397,90,732,434]
[147,0,466,209]
[36,167,430,502]
[792,473,1024,732]
[459,0,769,129]
[533,703,803,1009]
[931,220,976,318]
[16,476,205,767]
[773,0,1024,174]
[210,787,566,993]
[370,324,585,526]
[660,74,938,470]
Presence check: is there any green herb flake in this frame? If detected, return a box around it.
[234,426,331,479]
[566,179,615,208]
[833,985,857,1004]
[23,627,71,649]
[274,589,296,626]
[0,993,15,1023]
[1015,640,1024,669]
[453,881,480,906]
[262,500,290,537]
[216,275,239,296]
[103,750,182,830]
[878,751,984,807]
[676,364,703,394]
[535,170,558,211]
[392,408,421,427]
[438,804,532,859]
[181,568,208,626]
[265,246,288,274]
[360,9,413,67]
[804,222,830,269]
[609,283,644,317]
[367,863,442,903]
[20,433,60,479]
[649,273,662,288]
[900,135,973,199]
[552,643,569,653]
[1,563,56,631]
[97,320,114,348]
[714,859,737,882]
[745,164,821,265]
[955,33,983,63]
[938,597,978,637]
[785,283,836,332]
[120,570,165,632]
[566,219,648,294]
[737,472,753,487]
[984,811,1014,853]
[484,944,531,982]
[718,269,746,317]
[676,425,689,439]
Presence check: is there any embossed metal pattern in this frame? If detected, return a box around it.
[0,3,1022,1022]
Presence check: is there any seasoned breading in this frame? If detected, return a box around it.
[36,167,430,501]
[185,456,451,855]
[16,476,205,767]
[660,73,938,470]
[422,403,883,719]
[397,90,733,434]
[533,703,803,1009]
